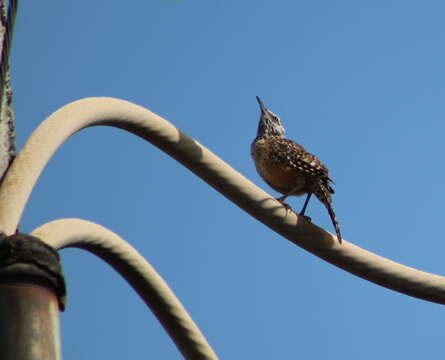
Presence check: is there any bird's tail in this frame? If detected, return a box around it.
[314,181,342,243]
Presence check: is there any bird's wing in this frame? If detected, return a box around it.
[268,138,334,192]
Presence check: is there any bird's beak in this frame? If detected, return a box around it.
[256,96,267,114]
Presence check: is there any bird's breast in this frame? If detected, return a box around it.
[251,138,310,196]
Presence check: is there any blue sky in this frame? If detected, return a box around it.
[11,1,445,358]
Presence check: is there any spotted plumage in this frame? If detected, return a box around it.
[251,96,342,243]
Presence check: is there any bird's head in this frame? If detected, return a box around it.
[255,96,286,138]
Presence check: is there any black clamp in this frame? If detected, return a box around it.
[0,233,67,310]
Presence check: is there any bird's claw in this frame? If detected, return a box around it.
[276,198,293,212]
[282,202,293,212]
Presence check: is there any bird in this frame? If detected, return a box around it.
[251,96,342,243]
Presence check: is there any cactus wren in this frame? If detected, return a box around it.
[251,96,342,243]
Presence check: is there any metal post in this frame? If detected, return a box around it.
[0,0,17,181]
[0,282,62,359]
[0,233,66,360]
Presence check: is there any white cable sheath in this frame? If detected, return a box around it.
[31,218,218,359]
[0,97,444,306]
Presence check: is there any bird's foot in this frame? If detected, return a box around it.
[275,197,293,212]
[299,214,312,222]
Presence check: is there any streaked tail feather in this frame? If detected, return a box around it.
[314,181,342,244]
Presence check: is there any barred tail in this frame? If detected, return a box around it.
[314,181,342,244]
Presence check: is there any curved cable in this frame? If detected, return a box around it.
[31,218,218,360]
[0,97,445,304]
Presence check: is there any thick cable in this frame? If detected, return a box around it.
[0,97,444,304]
[31,218,218,360]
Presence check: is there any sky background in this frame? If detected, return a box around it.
[10,1,445,359]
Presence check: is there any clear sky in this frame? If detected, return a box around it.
[11,1,445,359]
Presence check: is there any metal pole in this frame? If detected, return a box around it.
[0,0,17,181]
[0,233,66,360]
[0,282,62,360]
